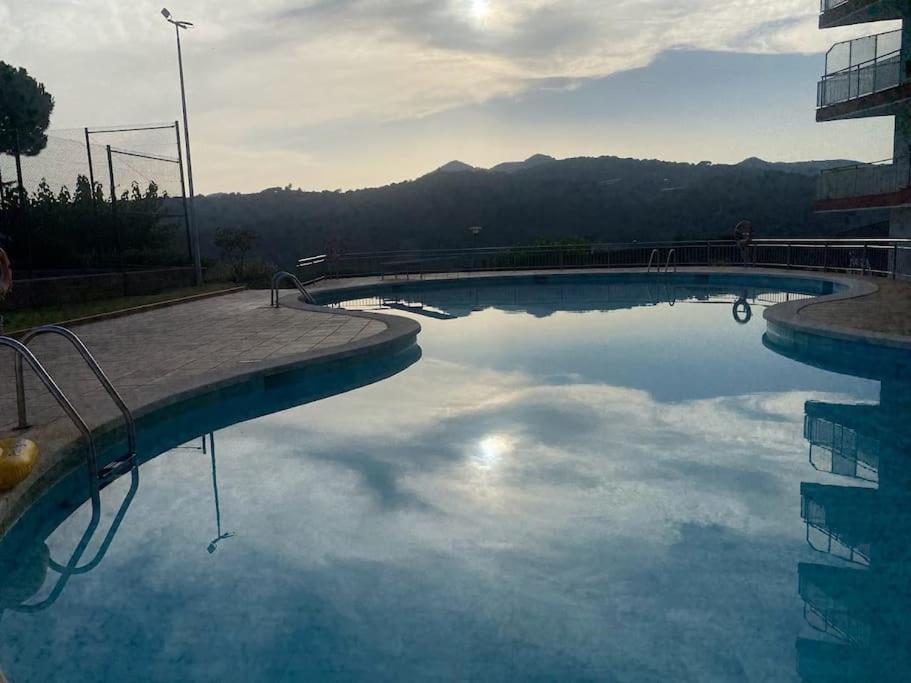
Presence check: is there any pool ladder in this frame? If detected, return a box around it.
[1,325,137,497]
[646,248,678,274]
[270,271,315,307]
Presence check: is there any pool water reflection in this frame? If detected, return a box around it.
[0,278,908,682]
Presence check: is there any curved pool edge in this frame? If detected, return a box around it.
[309,266,908,348]
[762,276,911,351]
[311,265,911,373]
[0,301,421,538]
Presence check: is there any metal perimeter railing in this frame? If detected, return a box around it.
[296,239,911,282]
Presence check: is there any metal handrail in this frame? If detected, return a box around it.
[820,0,849,11]
[824,48,900,78]
[14,326,136,458]
[646,249,660,273]
[297,254,327,268]
[663,249,677,273]
[824,29,901,73]
[0,336,101,488]
[270,270,315,307]
[317,238,911,281]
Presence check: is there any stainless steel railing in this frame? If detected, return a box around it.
[646,249,660,273]
[306,238,911,281]
[0,336,101,498]
[270,270,315,307]
[297,254,328,284]
[14,326,137,460]
[818,29,903,108]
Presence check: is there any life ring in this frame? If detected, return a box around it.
[734,221,753,249]
[732,297,752,324]
[0,248,11,297]
[0,438,39,491]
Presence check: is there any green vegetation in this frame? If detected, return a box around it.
[214,226,259,281]
[0,283,238,333]
[193,155,883,270]
[0,61,54,157]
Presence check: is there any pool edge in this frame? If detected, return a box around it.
[0,302,421,537]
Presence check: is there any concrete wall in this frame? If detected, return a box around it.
[1,267,198,310]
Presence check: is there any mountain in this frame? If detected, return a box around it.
[194,153,884,268]
[735,157,859,175]
[432,160,478,174]
[491,154,557,174]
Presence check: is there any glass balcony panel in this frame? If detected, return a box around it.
[820,0,851,11]
[817,159,909,200]
[824,29,901,75]
[826,42,852,74]
[818,55,901,107]
[877,27,902,55]
[852,35,876,66]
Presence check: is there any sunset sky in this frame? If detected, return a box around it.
[0,0,898,193]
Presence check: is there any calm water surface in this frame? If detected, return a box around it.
[1,279,908,682]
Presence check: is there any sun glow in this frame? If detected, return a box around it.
[472,434,513,470]
[469,0,490,21]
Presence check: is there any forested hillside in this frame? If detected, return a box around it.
[194,154,882,269]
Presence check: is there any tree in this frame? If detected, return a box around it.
[0,62,54,157]
[214,226,257,280]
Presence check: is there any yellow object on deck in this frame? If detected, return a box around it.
[0,438,40,491]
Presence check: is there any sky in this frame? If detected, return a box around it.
[0,0,899,193]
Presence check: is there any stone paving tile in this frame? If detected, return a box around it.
[800,278,911,338]
[0,290,388,437]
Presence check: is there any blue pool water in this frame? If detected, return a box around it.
[1,276,909,682]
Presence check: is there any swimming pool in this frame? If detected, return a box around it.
[1,275,908,682]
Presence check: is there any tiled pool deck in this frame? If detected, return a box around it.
[0,290,387,433]
[0,289,415,533]
[1,268,909,534]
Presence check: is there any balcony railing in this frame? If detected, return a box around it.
[818,29,903,108]
[820,0,851,11]
[817,157,911,201]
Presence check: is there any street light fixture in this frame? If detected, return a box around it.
[162,7,202,285]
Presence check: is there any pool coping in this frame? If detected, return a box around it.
[0,299,421,537]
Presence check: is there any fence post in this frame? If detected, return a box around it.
[893,243,898,279]
[84,127,97,215]
[786,243,791,269]
[823,242,829,271]
[13,132,35,279]
[174,122,194,266]
[106,145,124,282]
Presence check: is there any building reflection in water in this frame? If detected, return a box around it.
[796,376,911,681]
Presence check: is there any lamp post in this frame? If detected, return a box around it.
[162,7,202,285]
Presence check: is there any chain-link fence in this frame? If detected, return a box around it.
[0,122,191,278]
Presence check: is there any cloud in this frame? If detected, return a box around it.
[3,0,881,130]
[0,1,898,190]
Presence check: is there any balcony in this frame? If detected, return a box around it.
[817,30,909,121]
[815,157,911,211]
[820,0,906,29]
